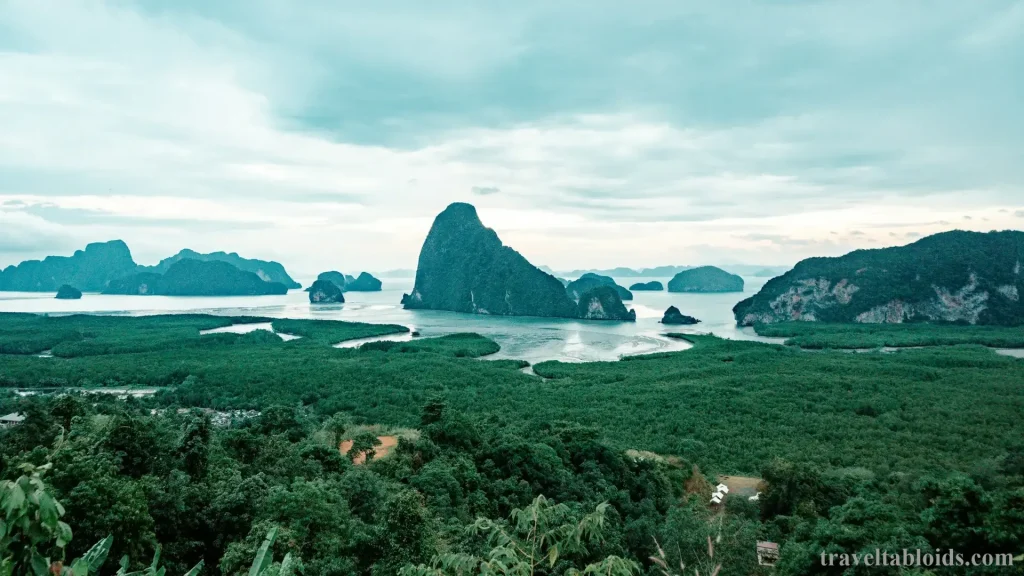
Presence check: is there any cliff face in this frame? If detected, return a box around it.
[308,279,345,303]
[143,249,300,289]
[402,203,578,318]
[104,260,288,296]
[733,230,1024,326]
[0,240,137,292]
[668,266,744,293]
[577,286,637,321]
[566,273,633,301]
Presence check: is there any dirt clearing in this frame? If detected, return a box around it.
[340,435,399,465]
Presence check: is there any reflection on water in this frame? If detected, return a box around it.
[0,276,777,364]
[199,322,301,341]
[334,331,415,349]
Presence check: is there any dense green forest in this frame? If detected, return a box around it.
[2,314,1024,574]
[754,322,1024,349]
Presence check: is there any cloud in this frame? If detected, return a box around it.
[0,210,74,257]
[1016,210,1024,218]
[0,1,1020,272]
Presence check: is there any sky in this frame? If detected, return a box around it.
[1,0,1022,277]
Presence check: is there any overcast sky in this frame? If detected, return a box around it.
[1,1,1022,276]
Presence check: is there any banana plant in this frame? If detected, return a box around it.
[2,461,290,576]
[247,527,294,576]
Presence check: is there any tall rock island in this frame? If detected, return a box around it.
[403,203,581,318]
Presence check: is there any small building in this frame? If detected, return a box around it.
[756,541,780,566]
[0,413,26,429]
[716,483,730,494]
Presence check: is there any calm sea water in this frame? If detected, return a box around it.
[0,276,776,364]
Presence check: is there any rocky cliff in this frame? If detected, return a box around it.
[733,230,1024,326]
[308,279,345,303]
[0,240,137,292]
[668,266,744,293]
[143,249,300,289]
[577,286,636,321]
[104,260,289,296]
[566,273,633,301]
[402,203,578,318]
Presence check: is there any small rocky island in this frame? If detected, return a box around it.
[55,285,82,300]
[629,281,663,291]
[346,272,382,292]
[668,266,744,293]
[660,305,700,325]
[566,273,633,301]
[315,271,347,289]
[577,286,636,321]
[308,279,345,303]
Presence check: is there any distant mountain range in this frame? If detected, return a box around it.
[549,264,789,279]
[140,249,300,288]
[0,241,300,296]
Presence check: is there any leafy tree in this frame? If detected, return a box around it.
[400,495,639,576]
[916,474,991,553]
[324,414,349,447]
[177,414,211,479]
[374,490,436,576]
[350,433,383,464]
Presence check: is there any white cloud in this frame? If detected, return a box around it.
[0,0,1021,274]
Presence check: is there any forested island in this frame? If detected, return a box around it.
[629,281,663,291]
[734,230,1024,325]
[668,266,744,293]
